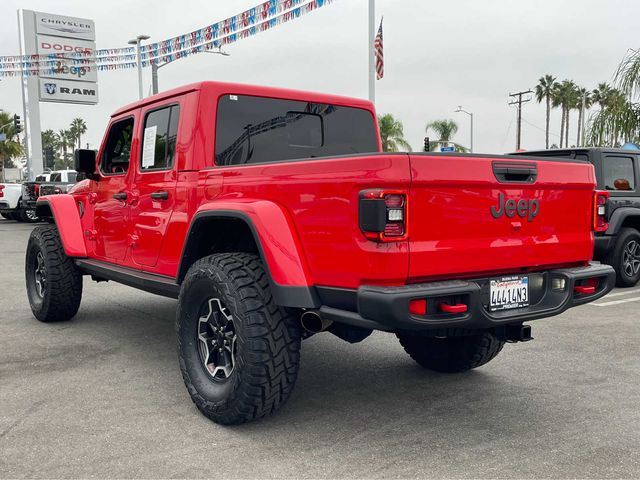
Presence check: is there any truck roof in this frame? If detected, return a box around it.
[112,81,375,117]
[516,147,639,156]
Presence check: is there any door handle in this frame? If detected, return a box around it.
[112,192,127,201]
[150,191,169,200]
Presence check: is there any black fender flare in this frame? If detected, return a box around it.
[177,210,320,309]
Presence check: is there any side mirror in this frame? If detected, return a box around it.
[74,149,98,180]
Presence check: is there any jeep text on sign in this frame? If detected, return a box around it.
[37,34,97,83]
[39,78,98,105]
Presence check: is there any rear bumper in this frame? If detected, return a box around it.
[319,263,615,332]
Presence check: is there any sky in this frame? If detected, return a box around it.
[1,0,639,154]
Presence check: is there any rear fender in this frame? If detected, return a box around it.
[178,200,319,308]
[36,195,87,257]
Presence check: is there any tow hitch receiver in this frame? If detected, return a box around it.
[496,324,533,343]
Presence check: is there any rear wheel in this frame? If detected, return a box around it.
[19,208,39,223]
[397,330,505,373]
[25,225,83,322]
[605,228,640,287]
[177,252,301,424]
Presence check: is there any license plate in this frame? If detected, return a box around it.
[489,275,529,311]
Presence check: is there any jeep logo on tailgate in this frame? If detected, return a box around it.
[491,192,539,221]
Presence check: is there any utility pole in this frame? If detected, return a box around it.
[509,90,532,150]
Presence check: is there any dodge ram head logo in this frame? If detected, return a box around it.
[491,192,539,221]
[44,83,57,95]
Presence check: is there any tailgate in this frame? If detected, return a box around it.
[407,154,596,281]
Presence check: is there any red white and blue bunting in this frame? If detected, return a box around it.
[0,0,335,77]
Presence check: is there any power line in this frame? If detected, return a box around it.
[508,89,533,150]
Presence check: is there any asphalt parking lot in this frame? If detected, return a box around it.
[1,219,639,479]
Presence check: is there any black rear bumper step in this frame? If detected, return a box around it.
[319,263,615,332]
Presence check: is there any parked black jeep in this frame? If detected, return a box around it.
[514,148,640,287]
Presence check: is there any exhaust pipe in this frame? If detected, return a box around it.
[300,310,333,333]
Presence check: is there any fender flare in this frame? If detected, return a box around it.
[177,201,319,308]
[606,207,640,235]
[36,195,87,257]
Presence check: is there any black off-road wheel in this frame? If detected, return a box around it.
[1,212,13,220]
[177,253,301,425]
[605,228,640,287]
[19,208,39,223]
[25,225,83,322]
[397,330,505,373]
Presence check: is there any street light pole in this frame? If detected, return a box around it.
[150,48,230,95]
[455,106,474,153]
[128,34,150,100]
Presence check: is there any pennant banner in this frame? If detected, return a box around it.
[0,0,334,76]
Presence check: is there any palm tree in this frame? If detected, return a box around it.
[592,82,614,109]
[41,129,59,169]
[69,118,87,149]
[575,87,592,146]
[57,129,74,167]
[553,80,578,147]
[0,111,24,179]
[426,119,467,152]
[535,75,557,148]
[377,114,412,152]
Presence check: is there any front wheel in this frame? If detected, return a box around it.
[397,330,505,373]
[25,225,83,322]
[0,212,13,220]
[177,253,301,424]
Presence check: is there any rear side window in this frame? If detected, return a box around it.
[140,105,180,171]
[215,95,378,166]
[603,156,635,191]
[67,172,77,183]
[50,173,61,182]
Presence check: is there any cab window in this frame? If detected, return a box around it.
[101,118,134,175]
[140,105,180,171]
[603,156,635,191]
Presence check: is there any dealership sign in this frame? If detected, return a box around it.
[31,11,98,105]
[37,34,97,82]
[39,78,99,104]
[35,11,95,41]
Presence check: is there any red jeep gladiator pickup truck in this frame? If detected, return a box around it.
[25,81,615,424]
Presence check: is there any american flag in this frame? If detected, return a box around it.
[375,19,384,80]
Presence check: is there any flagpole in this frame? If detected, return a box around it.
[368,0,375,104]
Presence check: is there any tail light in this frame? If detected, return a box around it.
[359,189,408,242]
[34,184,40,197]
[0,185,4,198]
[593,191,609,232]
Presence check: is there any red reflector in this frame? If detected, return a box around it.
[409,299,427,316]
[384,194,404,208]
[439,303,468,313]
[574,285,596,295]
[384,223,404,237]
[0,185,4,198]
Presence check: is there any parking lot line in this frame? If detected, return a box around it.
[590,295,640,307]
[601,288,640,299]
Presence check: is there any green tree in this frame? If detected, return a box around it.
[575,87,592,146]
[57,129,74,169]
[535,74,557,149]
[592,82,614,109]
[69,118,87,149]
[0,111,24,178]
[425,119,467,152]
[377,114,412,152]
[553,80,579,147]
